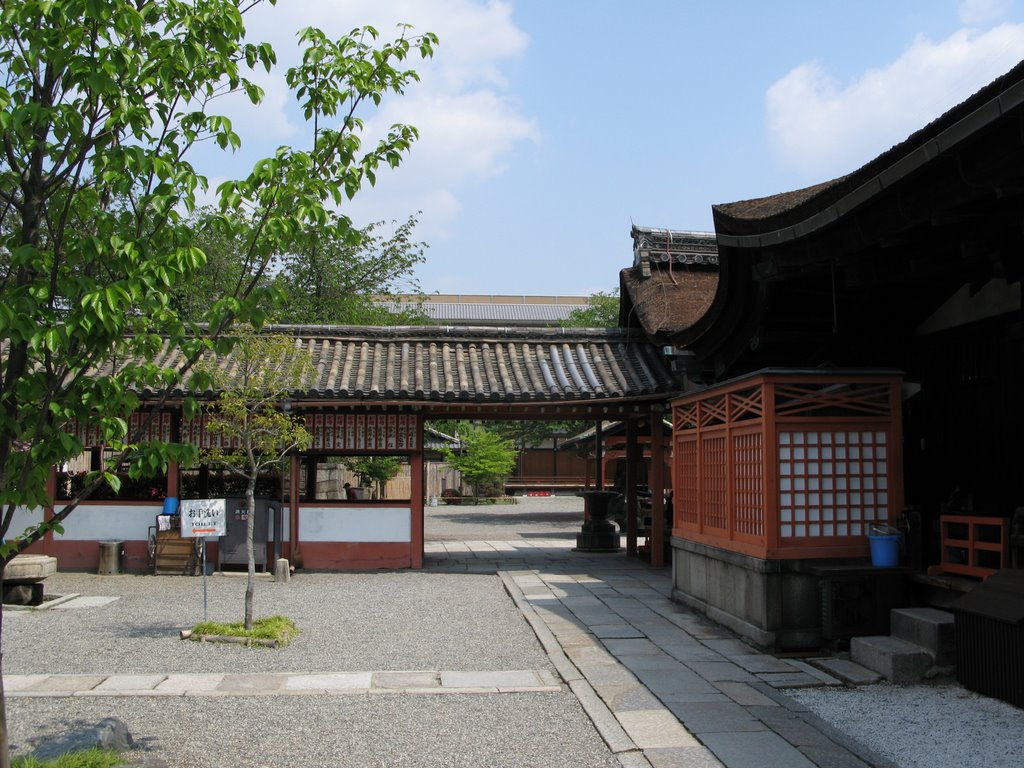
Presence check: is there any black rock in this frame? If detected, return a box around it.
[31,717,134,761]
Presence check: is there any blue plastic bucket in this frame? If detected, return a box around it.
[162,496,179,516]
[867,533,900,567]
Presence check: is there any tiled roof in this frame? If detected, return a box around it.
[142,325,676,404]
[631,227,719,274]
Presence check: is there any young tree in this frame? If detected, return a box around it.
[341,456,403,499]
[443,426,517,499]
[0,2,436,761]
[564,290,620,327]
[200,333,312,630]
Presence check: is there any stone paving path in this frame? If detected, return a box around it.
[426,539,894,768]
[4,669,559,697]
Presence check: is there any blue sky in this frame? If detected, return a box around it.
[202,1,1024,297]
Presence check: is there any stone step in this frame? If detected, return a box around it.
[808,657,883,685]
[890,607,955,665]
[850,635,934,683]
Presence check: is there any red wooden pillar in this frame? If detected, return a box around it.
[411,415,424,569]
[649,408,666,567]
[289,453,302,568]
[166,460,179,499]
[625,417,639,556]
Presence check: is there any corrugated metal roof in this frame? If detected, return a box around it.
[377,301,588,323]
[130,325,676,404]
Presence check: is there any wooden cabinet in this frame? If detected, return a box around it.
[152,528,200,575]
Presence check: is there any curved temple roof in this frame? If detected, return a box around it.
[139,325,677,405]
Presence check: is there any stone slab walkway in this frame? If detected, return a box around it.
[426,540,895,768]
[4,669,560,697]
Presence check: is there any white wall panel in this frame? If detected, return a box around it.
[300,506,410,543]
[54,504,159,540]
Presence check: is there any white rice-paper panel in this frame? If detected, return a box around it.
[300,506,410,542]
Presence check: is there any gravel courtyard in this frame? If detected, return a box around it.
[3,569,618,767]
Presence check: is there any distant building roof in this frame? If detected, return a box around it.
[377,294,590,326]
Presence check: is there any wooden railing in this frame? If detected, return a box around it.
[931,515,1009,579]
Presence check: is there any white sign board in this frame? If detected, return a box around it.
[179,499,227,538]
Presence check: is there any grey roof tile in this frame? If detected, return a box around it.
[133,325,675,404]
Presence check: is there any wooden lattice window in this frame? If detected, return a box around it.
[733,431,764,537]
[702,435,728,531]
[778,430,890,539]
[676,437,699,526]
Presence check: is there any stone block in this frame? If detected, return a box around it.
[3,554,57,582]
[889,607,955,664]
[850,635,933,682]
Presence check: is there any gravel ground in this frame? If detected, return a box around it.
[7,694,621,768]
[3,568,619,766]
[425,495,584,541]
[788,679,1024,768]
[4,571,551,674]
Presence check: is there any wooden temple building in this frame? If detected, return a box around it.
[17,59,1024,653]
[18,326,676,572]
[620,60,1024,647]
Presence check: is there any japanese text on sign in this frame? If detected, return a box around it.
[179,499,227,538]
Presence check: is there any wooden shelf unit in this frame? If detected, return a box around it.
[936,515,1009,580]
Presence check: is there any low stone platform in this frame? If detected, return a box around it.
[2,554,57,606]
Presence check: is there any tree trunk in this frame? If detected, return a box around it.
[244,479,256,631]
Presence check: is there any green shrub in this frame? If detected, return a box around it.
[191,615,299,646]
[13,748,122,768]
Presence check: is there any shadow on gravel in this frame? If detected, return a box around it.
[120,623,187,639]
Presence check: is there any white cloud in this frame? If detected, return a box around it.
[959,0,1012,26]
[218,0,537,236]
[765,23,1024,180]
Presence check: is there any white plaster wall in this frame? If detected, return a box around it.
[53,504,159,540]
[300,506,410,543]
[9,503,293,543]
[7,506,44,539]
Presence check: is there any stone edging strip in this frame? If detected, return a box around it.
[498,571,650,767]
[3,670,560,698]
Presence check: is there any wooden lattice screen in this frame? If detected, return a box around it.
[671,371,903,560]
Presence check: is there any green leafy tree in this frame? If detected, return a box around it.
[0,2,436,761]
[173,210,430,326]
[564,290,620,327]
[430,420,586,482]
[273,214,430,325]
[443,426,517,499]
[341,456,403,499]
[200,333,313,630]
